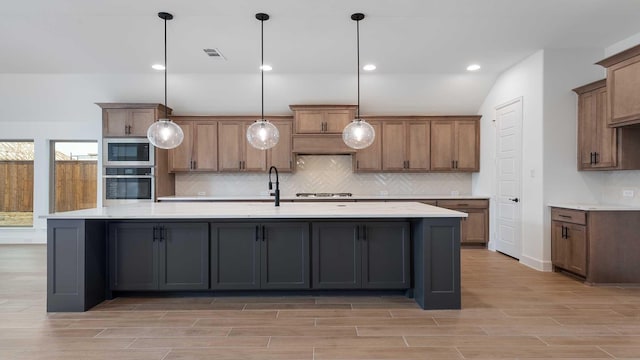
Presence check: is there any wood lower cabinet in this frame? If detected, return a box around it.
[108,222,209,291]
[210,222,310,290]
[218,121,267,172]
[550,207,640,283]
[312,221,410,289]
[168,119,218,172]
[430,117,480,172]
[382,119,430,171]
[437,200,488,245]
[290,105,356,134]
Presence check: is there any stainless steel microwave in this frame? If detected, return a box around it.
[103,166,154,206]
[103,138,154,166]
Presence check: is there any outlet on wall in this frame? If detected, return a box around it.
[622,189,635,198]
[197,191,206,196]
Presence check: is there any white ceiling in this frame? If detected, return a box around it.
[3,0,640,76]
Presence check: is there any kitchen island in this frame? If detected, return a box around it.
[46,202,466,312]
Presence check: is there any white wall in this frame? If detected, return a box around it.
[474,50,544,269]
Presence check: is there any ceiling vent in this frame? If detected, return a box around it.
[203,48,226,59]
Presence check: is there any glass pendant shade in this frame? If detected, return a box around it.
[342,119,375,149]
[147,118,184,149]
[247,119,279,150]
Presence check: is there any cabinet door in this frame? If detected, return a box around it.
[406,121,430,171]
[168,121,194,172]
[462,210,487,244]
[103,109,128,137]
[243,122,268,172]
[158,223,209,290]
[551,221,569,269]
[455,120,479,171]
[324,109,354,133]
[361,222,410,289]
[218,122,243,172]
[129,109,156,136]
[382,121,407,171]
[210,223,260,289]
[607,56,640,126]
[109,222,157,290]
[593,88,617,169]
[268,120,293,171]
[194,122,218,171]
[354,121,382,172]
[578,91,599,169]
[261,223,310,289]
[566,223,587,277]
[312,222,361,288]
[295,111,325,133]
[430,121,455,171]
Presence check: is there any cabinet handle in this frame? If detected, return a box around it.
[356,160,359,169]
[458,203,469,206]
[262,225,266,242]
[565,227,570,239]
[362,225,367,241]
[356,226,360,241]
[455,160,458,169]
[406,160,410,169]
[589,152,594,165]
[558,214,571,219]
[152,226,157,242]
[193,160,197,169]
[255,225,260,242]
[162,226,167,242]
[594,152,598,164]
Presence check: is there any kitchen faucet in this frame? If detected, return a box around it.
[268,166,280,207]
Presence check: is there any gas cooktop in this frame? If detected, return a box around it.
[295,192,353,198]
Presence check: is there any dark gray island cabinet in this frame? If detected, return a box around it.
[46,202,463,312]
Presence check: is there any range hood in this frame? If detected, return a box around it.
[292,134,356,155]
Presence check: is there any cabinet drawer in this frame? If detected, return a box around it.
[437,199,488,209]
[551,208,586,225]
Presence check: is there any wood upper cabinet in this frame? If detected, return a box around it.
[574,80,617,170]
[290,105,356,134]
[430,117,480,172]
[382,119,430,171]
[218,120,267,172]
[168,118,218,172]
[268,120,294,172]
[597,44,640,127]
[98,104,170,137]
[353,120,382,172]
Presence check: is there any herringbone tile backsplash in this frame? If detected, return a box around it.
[176,155,472,196]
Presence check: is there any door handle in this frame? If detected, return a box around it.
[509,197,519,203]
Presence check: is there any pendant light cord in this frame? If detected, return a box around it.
[261,17,264,120]
[356,18,360,119]
[163,15,168,120]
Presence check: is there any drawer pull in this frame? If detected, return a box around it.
[558,214,572,219]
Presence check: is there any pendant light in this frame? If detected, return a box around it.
[246,13,280,150]
[147,12,184,150]
[342,13,375,150]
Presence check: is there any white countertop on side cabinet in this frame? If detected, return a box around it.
[45,201,468,220]
[548,203,640,211]
[157,195,491,201]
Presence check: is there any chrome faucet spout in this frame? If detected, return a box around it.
[268,166,280,207]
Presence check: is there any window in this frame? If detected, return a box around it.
[0,141,34,227]
[51,141,98,212]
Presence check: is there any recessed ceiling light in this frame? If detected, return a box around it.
[363,64,376,71]
[152,64,165,71]
[260,64,273,71]
[466,64,481,71]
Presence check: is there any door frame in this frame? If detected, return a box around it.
[492,97,523,259]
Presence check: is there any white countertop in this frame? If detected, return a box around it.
[548,203,640,211]
[45,201,467,220]
[157,195,491,201]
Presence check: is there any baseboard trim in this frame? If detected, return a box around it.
[0,228,47,244]
[519,253,553,272]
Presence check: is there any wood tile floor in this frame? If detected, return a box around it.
[1,245,639,359]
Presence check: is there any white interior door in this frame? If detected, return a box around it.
[495,98,523,259]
